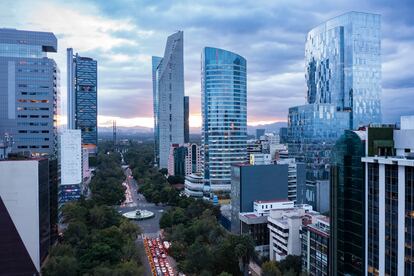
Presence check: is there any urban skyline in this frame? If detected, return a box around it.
[0,1,413,129]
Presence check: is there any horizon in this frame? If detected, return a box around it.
[1,0,413,128]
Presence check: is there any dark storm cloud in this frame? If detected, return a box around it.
[65,0,414,124]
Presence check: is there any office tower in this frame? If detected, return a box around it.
[0,157,50,274]
[184,96,189,143]
[67,48,98,154]
[239,200,295,258]
[230,163,288,233]
[59,129,82,205]
[201,47,247,192]
[267,205,315,261]
[362,116,414,276]
[0,29,58,156]
[288,12,382,181]
[279,127,288,144]
[152,31,184,168]
[256,128,265,140]
[330,126,394,275]
[301,215,330,276]
[276,158,306,203]
[168,143,201,178]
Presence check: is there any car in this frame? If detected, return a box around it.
[161,253,166,259]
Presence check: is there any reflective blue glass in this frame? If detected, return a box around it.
[202,47,247,191]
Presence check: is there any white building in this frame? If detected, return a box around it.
[268,205,315,261]
[250,153,272,165]
[362,116,414,275]
[184,173,204,198]
[276,158,307,203]
[59,129,82,204]
[253,199,294,216]
[153,31,184,169]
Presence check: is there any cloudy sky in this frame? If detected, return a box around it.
[1,0,413,128]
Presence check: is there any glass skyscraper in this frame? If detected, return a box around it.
[201,47,247,191]
[288,12,382,181]
[152,31,184,168]
[0,28,59,156]
[67,48,97,154]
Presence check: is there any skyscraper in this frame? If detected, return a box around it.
[362,116,414,276]
[0,28,59,156]
[67,48,98,154]
[152,31,184,168]
[288,12,382,182]
[330,126,394,275]
[202,47,247,191]
[0,157,51,274]
[184,96,189,143]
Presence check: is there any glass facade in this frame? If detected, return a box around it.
[288,12,382,183]
[406,167,414,274]
[367,163,379,275]
[72,54,97,151]
[202,47,247,191]
[385,165,398,275]
[184,96,189,143]
[152,31,184,168]
[305,12,381,128]
[289,104,350,180]
[330,130,365,275]
[0,29,58,156]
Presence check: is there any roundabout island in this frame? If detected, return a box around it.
[123,209,155,220]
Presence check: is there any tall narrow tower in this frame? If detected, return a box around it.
[152,31,185,168]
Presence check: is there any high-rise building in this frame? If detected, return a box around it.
[362,116,414,276]
[59,129,82,205]
[0,157,51,274]
[230,163,288,233]
[201,47,247,191]
[279,127,288,144]
[152,31,184,168]
[301,214,330,276]
[0,28,59,156]
[184,96,189,143]
[67,48,97,154]
[288,12,382,182]
[256,128,265,140]
[330,126,394,275]
[276,158,306,203]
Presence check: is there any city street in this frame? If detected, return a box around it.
[118,167,170,275]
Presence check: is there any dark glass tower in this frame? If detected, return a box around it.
[184,96,189,143]
[330,130,366,275]
[67,48,98,154]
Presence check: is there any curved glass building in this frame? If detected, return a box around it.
[201,47,247,191]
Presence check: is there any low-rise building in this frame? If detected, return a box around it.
[267,205,315,261]
[239,199,294,258]
[184,173,204,198]
[301,214,330,276]
[250,153,272,165]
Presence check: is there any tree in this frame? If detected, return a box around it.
[278,255,302,275]
[42,255,79,276]
[262,261,282,276]
[218,272,232,276]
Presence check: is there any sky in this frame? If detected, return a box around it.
[1,0,413,128]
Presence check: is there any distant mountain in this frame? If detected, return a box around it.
[247,122,287,134]
[98,125,153,134]
[98,121,287,135]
